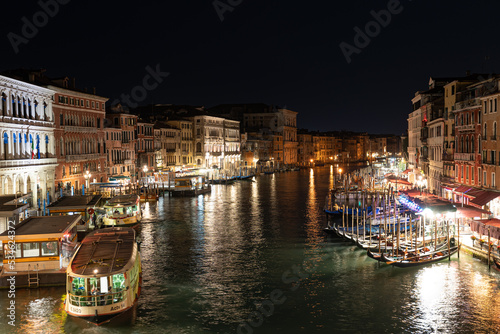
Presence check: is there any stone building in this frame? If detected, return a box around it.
[0,73,57,213]
[105,104,138,181]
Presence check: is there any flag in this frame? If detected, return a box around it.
[31,136,34,159]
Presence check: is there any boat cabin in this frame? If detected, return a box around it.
[0,215,80,271]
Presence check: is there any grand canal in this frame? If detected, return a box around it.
[1,167,500,333]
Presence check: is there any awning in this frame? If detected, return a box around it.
[469,190,500,207]
[387,178,411,185]
[454,185,472,193]
[465,188,483,198]
[470,219,500,239]
[455,204,491,218]
[402,169,412,174]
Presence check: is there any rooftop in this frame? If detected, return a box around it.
[0,215,80,236]
[70,227,136,276]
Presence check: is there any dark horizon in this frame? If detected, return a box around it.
[2,0,500,135]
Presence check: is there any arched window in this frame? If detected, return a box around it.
[36,135,40,159]
[1,93,6,116]
[3,133,8,160]
[494,122,498,138]
[45,135,49,158]
[471,136,475,153]
[478,136,482,153]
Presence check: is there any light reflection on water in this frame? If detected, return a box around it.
[0,168,499,333]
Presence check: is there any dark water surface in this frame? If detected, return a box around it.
[1,167,500,333]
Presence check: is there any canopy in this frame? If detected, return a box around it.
[469,190,500,207]
[470,219,500,239]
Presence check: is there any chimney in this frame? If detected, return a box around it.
[72,78,76,88]
[84,87,88,93]
[93,87,96,95]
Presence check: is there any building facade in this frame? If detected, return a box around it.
[0,74,57,211]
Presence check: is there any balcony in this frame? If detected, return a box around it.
[124,159,133,165]
[455,124,475,132]
[64,126,97,133]
[455,98,481,111]
[65,153,102,162]
[454,153,475,161]
[0,158,58,168]
[0,116,54,128]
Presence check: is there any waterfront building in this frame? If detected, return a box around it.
[297,131,314,165]
[166,119,194,166]
[153,121,181,170]
[408,77,449,186]
[453,81,483,191]
[191,114,241,172]
[105,104,138,182]
[0,73,57,214]
[207,104,298,166]
[137,120,155,180]
[50,80,107,192]
[105,127,123,178]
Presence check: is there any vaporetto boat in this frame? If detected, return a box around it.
[65,227,142,325]
[102,194,142,227]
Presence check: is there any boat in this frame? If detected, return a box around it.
[387,245,458,267]
[102,194,142,228]
[172,175,211,196]
[65,227,142,325]
[140,193,159,202]
[493,258,500,271]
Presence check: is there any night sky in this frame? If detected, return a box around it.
[2,0,500,135]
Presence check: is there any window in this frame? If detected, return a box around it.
[41,241,58,256]
[60,113,63,126]
[492,151,496,165]
[23,242,40,257]
[466,166,469,180]
[451,86,455,95]
[490,100,493,113]
[472,167,474,182]
[493,173,496,187]
[478,167,481,184]
[92,101,95,109]
[484,101,487,114]
[484,171,487,185]
[86,100,89,108]
[102,103,105,110]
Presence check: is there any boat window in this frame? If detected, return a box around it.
[112,273,125,291]
[71,276,86,295]
[3,244,22,258]
[88,277,99,294]
[22,242,40,257]
[41,241,58,256]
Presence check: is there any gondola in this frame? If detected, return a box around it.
[493,257,500,271]
[387,245,458,267]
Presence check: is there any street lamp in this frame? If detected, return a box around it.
[143,165,148,185]
[84,170,91,193]
[417,175,423,196]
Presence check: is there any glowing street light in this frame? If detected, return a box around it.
[84,170,91,189]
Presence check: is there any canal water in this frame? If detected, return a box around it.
[1,167,500,333]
